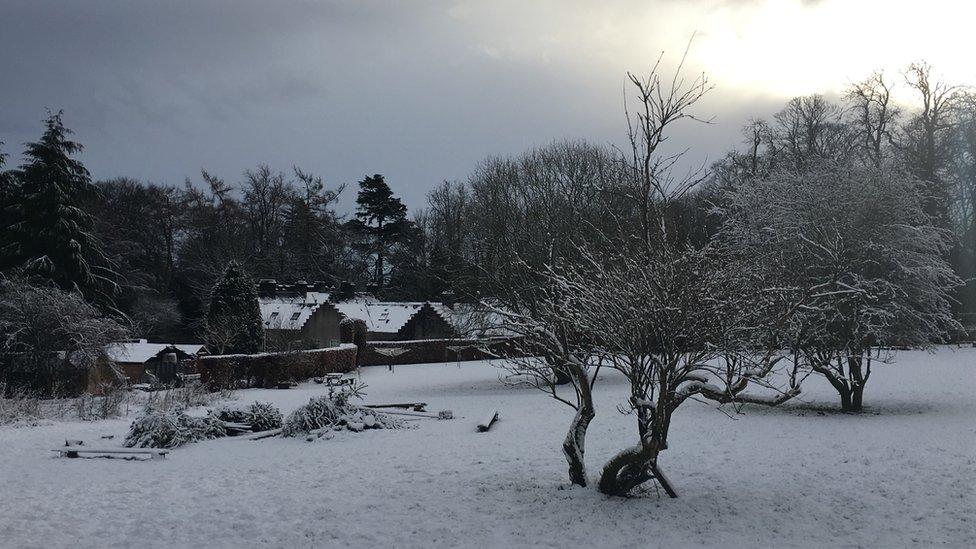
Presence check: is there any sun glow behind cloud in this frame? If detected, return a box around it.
[688,0,975,101]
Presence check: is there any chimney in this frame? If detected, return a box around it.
[332,281,355,302]
[313,280,331,293]
[258,279,277,298]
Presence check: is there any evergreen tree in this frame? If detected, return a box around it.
[282,168,344,281]
[0,143,11,233]
[350,174,413,289]
[205,261,264,354]
[0,112,115,301]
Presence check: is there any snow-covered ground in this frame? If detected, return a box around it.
[1,347,974,548]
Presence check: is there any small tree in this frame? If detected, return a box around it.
[205,261,263,355]
[489,258,603,487]
[722,160,961,411]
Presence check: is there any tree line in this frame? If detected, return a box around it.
[0,61,972,347]
[425,62,975,320]
[0,117,423,341]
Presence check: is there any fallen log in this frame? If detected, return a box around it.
[477,409,498,432]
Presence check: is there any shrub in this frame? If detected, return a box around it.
[281,384,406,436]
[340,317,368,363]
[212,401,282,432]
[123,405,227,448]
[0,383,43,426]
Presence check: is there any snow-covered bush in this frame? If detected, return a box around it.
[0,383,43,426]
[212,401,282,431]
[123,405,227,448]
[282,385,405,436]
[0,278,129,396]
[721,160,962,411]
[72,384,130,420]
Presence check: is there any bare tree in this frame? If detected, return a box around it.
[487,258,603,487]
[846,72,900,166]
[901,61,962,228]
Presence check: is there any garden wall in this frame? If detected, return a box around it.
[358,337,520,367]
[196,344,358,390]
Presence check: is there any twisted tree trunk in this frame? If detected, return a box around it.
[562,360,596,486]
[598,397,677,497]
[562,400,595,486]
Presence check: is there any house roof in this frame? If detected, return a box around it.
[258,292,514,337]
[105,340,206,364]
[333,299,433,334]
[260,292,450,335]
[259,291,331,330]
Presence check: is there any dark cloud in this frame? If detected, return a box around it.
[0,0,784,210]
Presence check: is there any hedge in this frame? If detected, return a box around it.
[197,344,357,390]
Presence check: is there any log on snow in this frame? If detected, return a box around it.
[477,410,498,432]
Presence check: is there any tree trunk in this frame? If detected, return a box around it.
[838,388,854,411]
[562,401,595,487]
[597,440,667,497]
[850,384,864,412]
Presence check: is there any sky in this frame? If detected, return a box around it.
[1,0,973,212]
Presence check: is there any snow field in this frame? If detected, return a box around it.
[0,347,973,548]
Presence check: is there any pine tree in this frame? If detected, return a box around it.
[205,261,264,354]
[351,174,412,288]
[0,111,114,300]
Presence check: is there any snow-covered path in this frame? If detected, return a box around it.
[1,347,974,548]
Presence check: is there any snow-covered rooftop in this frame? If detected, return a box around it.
[260,291,332,330]
[260,292,513,336]
[333,299,432,334]
[104,340,207,364]
[260,292,452,335]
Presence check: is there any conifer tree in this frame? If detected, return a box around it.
[350,174,412,288]
[205,261,264,354]
[0,112,115,301]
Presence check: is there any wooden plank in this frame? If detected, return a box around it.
[238,428,282,441]
[477,409,498,432]
[365,402,427,412]
[52,447,169,459]
[377,410,441,419]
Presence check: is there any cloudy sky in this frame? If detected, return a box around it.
[1,0,972,211]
